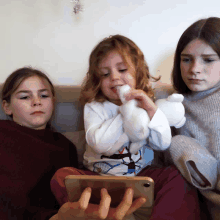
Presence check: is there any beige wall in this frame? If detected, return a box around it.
[1,0,220,86]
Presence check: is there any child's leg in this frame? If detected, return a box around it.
[50,167,97,205]
[136,165,200,220]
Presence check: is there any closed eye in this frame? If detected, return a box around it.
[181,58,191,63]
[40,94,49,98]
[203,58,215,63]
[119,69,127,73]
[20,96,30,100]
[102,72,110,77]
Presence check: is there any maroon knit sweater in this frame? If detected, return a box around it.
[0,120,78,220]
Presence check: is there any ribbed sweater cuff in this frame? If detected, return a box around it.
[170,135,217,190]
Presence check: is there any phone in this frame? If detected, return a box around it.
[65,175,154,208]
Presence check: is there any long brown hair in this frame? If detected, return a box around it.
[172,17,220,94]
[80,34,159,104]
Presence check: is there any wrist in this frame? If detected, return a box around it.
[146,106,157,120]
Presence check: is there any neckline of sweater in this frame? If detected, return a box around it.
[184,80,220,101]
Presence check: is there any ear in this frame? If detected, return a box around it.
[2,100,13,116]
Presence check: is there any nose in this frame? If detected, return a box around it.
[110,69,120,81]
[32,96,42,106]
[190,59,202,75]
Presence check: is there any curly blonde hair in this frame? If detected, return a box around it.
[80,34,160,104]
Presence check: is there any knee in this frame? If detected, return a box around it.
[50,167,83,205]
[51,167,83,187]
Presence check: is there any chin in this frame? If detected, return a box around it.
[34,125,47,130]
[187,84,205,92]
[31,121,47,129]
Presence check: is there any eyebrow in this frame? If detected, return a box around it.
[100,62,126,69]
[181,53,218,57]
[15,89,49,94]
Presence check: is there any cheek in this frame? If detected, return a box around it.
[15,103,29,112]
[125,74,136,87]
[44,100,54,111]
[127,74,134,80]
[100,79,109,90]
[209,65,220,80]
[11,105,27,118]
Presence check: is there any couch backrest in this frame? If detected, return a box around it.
[0,83,174,132]
[0,85,84,133]
[52,86,84,132]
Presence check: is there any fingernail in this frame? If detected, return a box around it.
[101,188,107,193]
[128,188,134,195]
[86,187,92,192]
[141,198,146,203]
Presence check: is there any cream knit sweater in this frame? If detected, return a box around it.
[164,82,220,219]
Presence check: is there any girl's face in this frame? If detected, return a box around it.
[99,50,136,105]
[2,76,54,130]
[180,39,220,92]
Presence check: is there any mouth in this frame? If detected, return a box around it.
[111,86,121,93]
[111,87,117,93]
[31,111,44,115]
[188,79,203,83]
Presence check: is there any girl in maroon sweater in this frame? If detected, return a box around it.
[0,67,146,220]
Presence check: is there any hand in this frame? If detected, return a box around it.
[125,89,157,119]
[50,187,146,220]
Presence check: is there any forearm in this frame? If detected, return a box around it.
[84,102,126,154]
[170,135,218,190]
[148,108,171,150]
[86,114,125,154]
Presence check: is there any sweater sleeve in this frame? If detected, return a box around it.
[169,135,218,190]
[84,102,129,155]
[148,108,171,151]
[53,132,79,168]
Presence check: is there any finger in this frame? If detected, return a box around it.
[126,90,152,106]
[124,92,131,101]
[113,188,133,220]
[125,197,146,216]
[98,188,111,219]
[125,90,142,101]
[78,187,92,210]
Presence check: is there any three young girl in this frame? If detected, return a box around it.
[0,67,142,220]
[51,35,200,220]
[5,15,220,219]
